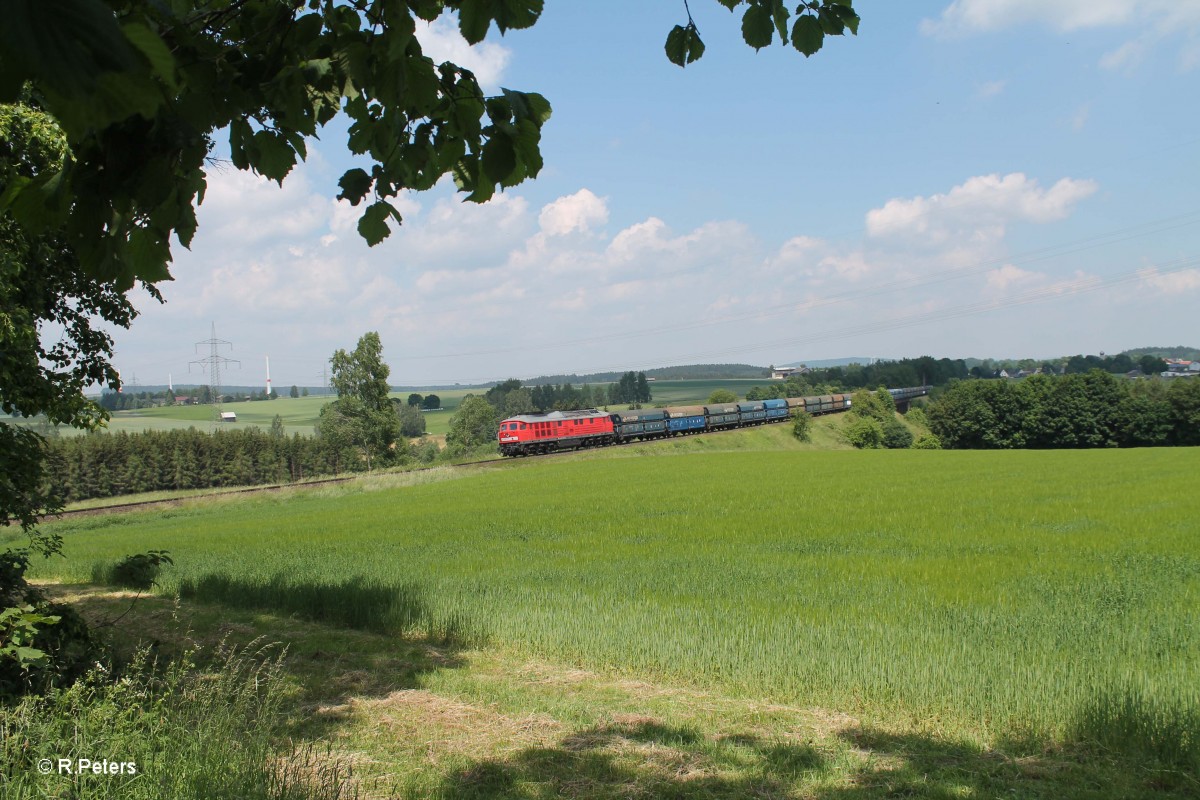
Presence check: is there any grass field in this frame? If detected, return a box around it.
[19,447,1199,797]
[41,378,776,438]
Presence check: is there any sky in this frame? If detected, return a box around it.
[110,1,1200,389]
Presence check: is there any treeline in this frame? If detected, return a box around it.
[483,372,651,415]
[807,356,970,389]
[741,357,971,401]
[522,363,764,384]
[40,426,442,503]
[927,371,1200,449]
[98,387,284,411]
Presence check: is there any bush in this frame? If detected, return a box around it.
[904,406,929,427]
[882,419,914,449]
[109,550,174,590]
[912,433,943,449]
[843,417,884,449]
[707,389,738,404]
[413,438,441,463]
[1,544,96,698]
[791,411,813,442]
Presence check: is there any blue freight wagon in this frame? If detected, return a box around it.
[763,398,790,419]
[665,405,707,434]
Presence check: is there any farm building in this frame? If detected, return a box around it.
[220,411,237,422]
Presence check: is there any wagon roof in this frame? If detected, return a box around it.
[502,409,609,424]
[664,405,706,416]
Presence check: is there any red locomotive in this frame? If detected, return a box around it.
[497,409,615,456]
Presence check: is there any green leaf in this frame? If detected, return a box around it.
[831,2,861,35]
[496,0,543,33]
[772,0,790,45]
[481,133,516,184]
[337,168,373,205]
[791,14,825,57]
[666,21,706,66]
[458,0,491,44]
[665,25,687,67]
[229,119,252,170]
[250,130,297,184]
[126,227,172,283]
[742,4,774,50]
[357,201,394,246]
[120,21,177,91]
[817,7,844,35]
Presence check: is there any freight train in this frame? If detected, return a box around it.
[496,386,929,456]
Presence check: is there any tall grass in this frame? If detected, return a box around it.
[26,448,1200,764]
[0,640,352,799]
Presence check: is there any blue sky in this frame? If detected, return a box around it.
[113,1,1200,388]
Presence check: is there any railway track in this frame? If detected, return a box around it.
[40,411,819,521]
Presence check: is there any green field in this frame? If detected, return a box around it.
[53,378,773,438]
[26,449,1198,768]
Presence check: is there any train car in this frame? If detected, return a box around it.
[704,403,740,428]
[792,394,843,415]
[665,405,706,435]
[497,385,927,457]
[888,386,929,402]
[497,409,614,456]
[763,398,789,420]
[611,408,669,442]
[737,401,767,424]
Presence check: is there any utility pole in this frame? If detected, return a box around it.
[190,322,239,426]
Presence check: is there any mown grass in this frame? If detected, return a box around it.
[23,582,1198,799]
[21,446,1198,777]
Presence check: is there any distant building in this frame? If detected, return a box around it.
[771,367,806,380]
[220,411,237,422]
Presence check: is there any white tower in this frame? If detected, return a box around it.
[265,355,271,397]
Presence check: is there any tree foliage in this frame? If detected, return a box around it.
[1,102,149,530]
[842,417,883,449]
[0,0,857,291]
[791,410,813,442]
[318,332,399,468]
[927,372,1200,449]
[445,395,499,454]
[708,389,738,404]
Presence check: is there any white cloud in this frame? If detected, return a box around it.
[924,1,1200,71]
[538,189,608,236]
[1137,266,1200,292]
[985,264,1040,290]
[415,16,512,90]
[924,1,1139,35]
[977,79,1007,97]
[1071,103,1091,131]
[866,173,1098,245]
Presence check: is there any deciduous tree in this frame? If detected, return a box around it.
[445,395,499,454]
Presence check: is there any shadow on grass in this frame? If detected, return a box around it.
[174,572,476,644]
[60,576,472,743]
[442,719,827,800]
[825,725,1198,800]
[441,719,1199,800]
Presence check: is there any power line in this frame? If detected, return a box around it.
[189,322,240,426]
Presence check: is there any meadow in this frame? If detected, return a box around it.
[24,447,1199,783]
[54,378,769,438]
